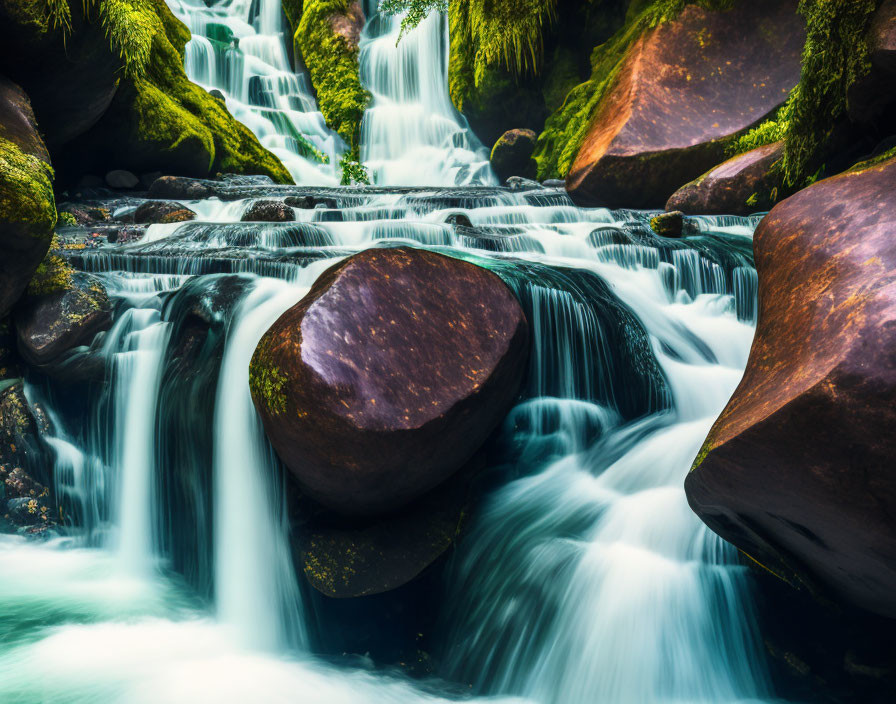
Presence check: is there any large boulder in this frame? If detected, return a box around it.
[250,246,529,515]
[0,75,55,317]
[848,0,896,124]
[666,142,785,215]
[490,129,538,183]
[565,0,804,208]
[685,156,896,618]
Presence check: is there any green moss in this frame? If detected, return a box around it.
[295,0,370,156]
[848,144,896,173]
[27,236,73,296]
[532,0,737,180]
[730,1,878,188]
[56,211,78,227]
[249,343,288,416]
[100,0,295,181]
[339,153,370,184]
[0,137,56,240]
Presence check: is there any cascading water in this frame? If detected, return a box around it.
[165,0,344,183]
[0,177,788,703]
[358,2,495,185]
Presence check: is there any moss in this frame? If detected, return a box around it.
[294,0,370,156]
[89,0,295,182]
[532,0,738,180]
[729,1,879,187]
[0,137,56,240]
[848,144,896,173]
[56,211,78,227]
[27,235,74,296]
[249,342,288,416]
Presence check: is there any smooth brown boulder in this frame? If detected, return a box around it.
[250,246,529,516]
[685,156,896,617]
[566,0,804,208]
[666,142,784,215]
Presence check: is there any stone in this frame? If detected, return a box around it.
[250,246,529,515]
[444,212,473,228]
[490,128,538,183]
[15,271,113,371]
[0,75,55,317]
[566,0,804,209]
[240,199,296,222]
[685,156,896,618]
[666,142,785,215]
[133,200,198,224]
[848,0,896,123]
[649,211,684,238]
[148,175,215,200]
[105,169,140,189]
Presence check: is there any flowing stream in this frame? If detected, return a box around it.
[0,4,787,704]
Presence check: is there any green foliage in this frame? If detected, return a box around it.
[381,0,447,41]
[295,0,371,153]
[40,0,162,78]
[727,1,878,187]
[339,153,370,185]
[779,0,878,186]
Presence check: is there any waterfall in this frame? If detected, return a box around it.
[213,279,307,651]
[358,1,495,185]
[165,0,344,184]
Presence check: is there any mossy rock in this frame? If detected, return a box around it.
[293,0,369,155]
[0,78,55,318]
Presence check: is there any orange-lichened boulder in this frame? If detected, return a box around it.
[685,156,896,617]
[566,0,804,209]
[250,246,529,516]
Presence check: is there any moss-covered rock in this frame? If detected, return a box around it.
[0,76,56,318]
[292,0,370,156]
[490,128,538,182]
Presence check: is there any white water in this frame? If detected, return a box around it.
[213,279,309,651]
[166,0,344,184]
[358,2,495,185]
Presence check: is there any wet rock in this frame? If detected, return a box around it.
[297,456,481,598]
[490,128,538,182]
[148,175,215,200]
[444,212,473,228]
[649,211,684,238]
[58,203,112,225]
[566,0,804,208]
[209,88,226,103]
[250,247,529,515]
[133,200,198,224]
[542,179,565,188]
[0,380,50,471]
[666,142,785,215]
[284,195,338,209]
[504,176,543,191]
[0,75,55,317]
[240,199,296,222]
[685,156,896,618]
[105,169,139,189]
[15,271,113,372]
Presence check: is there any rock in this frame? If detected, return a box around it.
[0,380,50,471]
[542,179,565,188]
[250,246,529,515]
[444,212,473,228]
[504,176,543,191]
[666,142,785,215]
[57,203,112,225]
[685,156,896,618]
[490,129,538,182]
[0,75,56,317]
[240,199,296,222]
[297,457,480,598]
[133,200,197,224]
[208,88,226,103]
[148,175,215,200]
[566,0,804,208]
[105,169,139,189]
[284,194,338,209]
[649,211,684,238]
[15,271,113,371]
[871,0,896,75]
